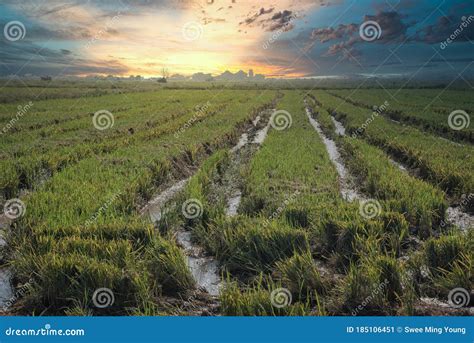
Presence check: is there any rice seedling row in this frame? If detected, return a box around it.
[3,89,276,315]
[162,90,460,316]
[0,91,259,199]
[311,90,474,208]
[327,89,473,143]
[303,93,473,315]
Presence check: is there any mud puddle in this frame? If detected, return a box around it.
[140,178,190,221]
[446,206,474,232]
[175,230,220,296]
[331,117,346,136]
[226,191,242,217]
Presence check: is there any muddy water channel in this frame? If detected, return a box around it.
[142,111,274,297]
[322,103,473,231]
[0,216,13,311]
[304,104,364,202]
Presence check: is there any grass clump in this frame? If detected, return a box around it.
[340,137,447,237]
[195,216,309,274]
[275,252,326,301]
[220,277,310,316]
[145,236,195,294]
[424,234,467,272]
[20,253,149,314]
[336,256,403,315]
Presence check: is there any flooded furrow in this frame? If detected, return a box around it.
[328,111,473,231]
[143,178,221,296]
[226,191,242,217]
[0,216,13,311]
[331,117,346,136]
[304,103,363,202]
[140,178,190,221]
[224,109,274,217]
[142,112,273,296]
[175,229,221,296]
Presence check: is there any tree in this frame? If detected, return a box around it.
[158,67,169,83]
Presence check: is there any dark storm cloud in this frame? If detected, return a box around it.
[266,10,297,32]
[362,11,409,42]
[413,15,474,44]
[239,7,274,26]
[308,11,410,56]
[310,24,358,43]
[0,40,128,76]
[241,8,302,32]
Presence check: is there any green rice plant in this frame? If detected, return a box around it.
[220,277,310,316]
[6,89,277,315]
[337,256,403,315]
[274,252,326,300]
[424,233,470,275]
[0,160,19,198]
[313,90,474,203]
[197,216,309,274]
[340,137,447,235]
[145,236,195,294]
[432,254,473,297]
[284,207,310,228]
[377,212,409,255]
[21,253,149,314]
[323,220,369,269]
[182,149,230,225]
[31,236,133,268]
[329,89,474,143]
[27,220,154,248]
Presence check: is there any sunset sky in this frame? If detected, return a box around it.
[0,0,473,79]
